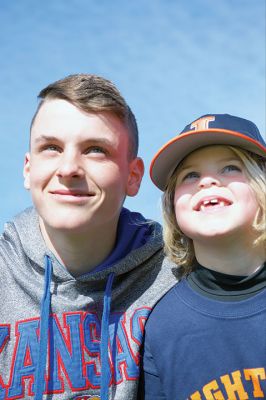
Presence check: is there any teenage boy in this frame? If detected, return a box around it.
[0,74,177,400]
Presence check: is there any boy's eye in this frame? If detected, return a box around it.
[85,146,107,155]
[182,171,200,182]
[222,164,242,173]
[43,144,61,152]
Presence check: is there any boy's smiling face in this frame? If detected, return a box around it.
[173,145,260,243]
[23,99,143,235]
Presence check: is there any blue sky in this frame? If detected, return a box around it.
[0,0,265,229]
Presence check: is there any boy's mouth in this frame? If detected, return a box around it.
[194,196,232,212]
[49,189,95,198]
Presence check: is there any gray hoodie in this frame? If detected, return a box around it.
[0,207,177,400]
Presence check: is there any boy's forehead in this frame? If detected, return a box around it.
[180,145,239,166]
[32,99,97,130]
[30,98,130,145]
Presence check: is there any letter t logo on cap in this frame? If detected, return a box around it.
[191,116,215,131]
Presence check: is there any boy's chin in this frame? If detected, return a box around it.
[40,216,96,236]
[185,223,235,239]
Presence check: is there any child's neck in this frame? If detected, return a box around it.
[194,237,265,276]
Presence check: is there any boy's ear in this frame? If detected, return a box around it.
[23,153,31,190]
[126,157,144,197]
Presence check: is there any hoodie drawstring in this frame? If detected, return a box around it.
[34,255,52,400]
[34,258,114,400]
[100,272,115,400]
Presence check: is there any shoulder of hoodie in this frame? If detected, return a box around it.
[0,207,45,269]
[76,217,177,282]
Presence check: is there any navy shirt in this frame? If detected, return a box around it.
[141,264,266,400]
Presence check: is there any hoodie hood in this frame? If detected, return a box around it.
[9,207,163,282]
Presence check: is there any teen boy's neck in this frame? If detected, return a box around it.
[39,217,118,276]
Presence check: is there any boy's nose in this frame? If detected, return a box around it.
[56,152,85,178]
[198,175,221,188]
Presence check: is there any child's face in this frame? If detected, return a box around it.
[23,99,143,234]
[173,145,259,244]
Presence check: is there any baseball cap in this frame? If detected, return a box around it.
[150,114,266,191]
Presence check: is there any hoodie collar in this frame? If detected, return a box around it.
[11,207,163,281]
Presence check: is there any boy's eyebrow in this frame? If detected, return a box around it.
[33,135,114,147]
[177,157,242,173]
[177,164,195,174]
[33,135,59,144]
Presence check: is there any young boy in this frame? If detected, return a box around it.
[0,74,177,400]
[142,114,266,399]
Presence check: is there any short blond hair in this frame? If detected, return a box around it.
[162,145,266,276]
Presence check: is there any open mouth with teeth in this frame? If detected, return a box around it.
[195,197,232,212]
